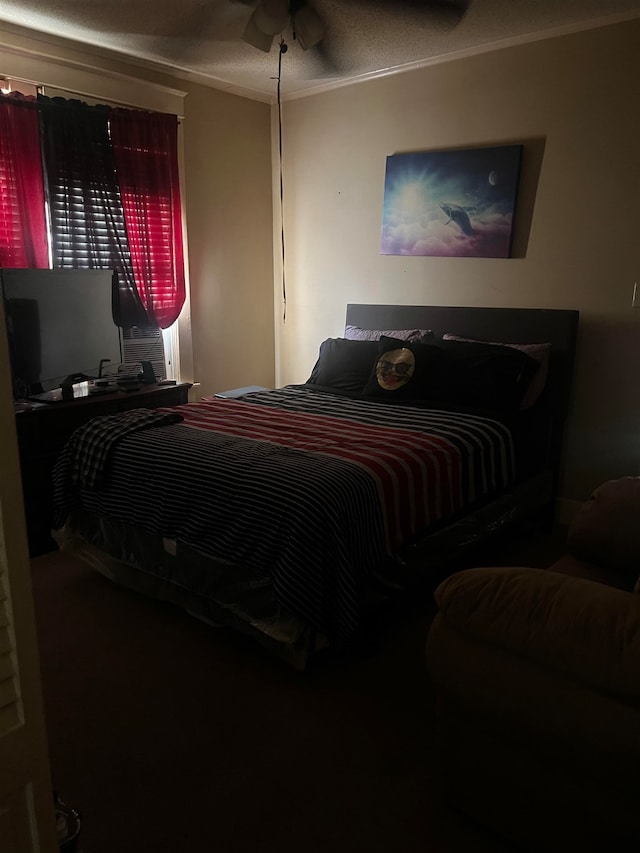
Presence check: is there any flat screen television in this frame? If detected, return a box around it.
[1,268,123,400]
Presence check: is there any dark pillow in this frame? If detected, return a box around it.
[361,337,446,399]
[442,334,551,410]
[306,338,379,393]
[429,339,540,410]
[362,336,539,410]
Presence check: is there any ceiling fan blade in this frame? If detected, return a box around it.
[308,38,345,77]
[377,0,470,26]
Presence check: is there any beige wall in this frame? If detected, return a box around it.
[277,20,640,502]
[182,83,274,396]
[0,24,275,399]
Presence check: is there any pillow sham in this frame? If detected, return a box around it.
[345,325,432,343]
[442,334,551,409]
[306,338,378,393]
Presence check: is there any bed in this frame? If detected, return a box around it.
[52,303,579,668]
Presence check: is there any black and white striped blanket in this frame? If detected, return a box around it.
[59,407,184,491]
[52,386,516,642]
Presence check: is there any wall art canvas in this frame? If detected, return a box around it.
[380,144,523,258]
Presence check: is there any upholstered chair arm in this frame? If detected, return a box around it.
[434,567,640,698]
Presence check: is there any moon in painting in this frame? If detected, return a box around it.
[488,170,499,186]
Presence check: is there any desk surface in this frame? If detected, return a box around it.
[15,381,192,414]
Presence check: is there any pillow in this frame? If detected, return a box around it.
[345,325,432,343]
[361,337,447,399]
[567,477,640,582]
[442,334,551,409]
[428,339,540,411]
[306,338,378,393]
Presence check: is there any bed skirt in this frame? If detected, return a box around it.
[53,467,553,668]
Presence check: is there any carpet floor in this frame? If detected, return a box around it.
[31,527,565,853]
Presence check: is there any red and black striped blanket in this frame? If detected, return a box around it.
[53,386,515,641]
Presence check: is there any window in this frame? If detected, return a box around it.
[0,84,186,380]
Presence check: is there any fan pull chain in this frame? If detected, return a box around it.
[277,38,287,323]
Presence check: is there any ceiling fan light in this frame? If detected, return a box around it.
[254,0,290,36]
[243,12,275,52]
[293,6,324,50]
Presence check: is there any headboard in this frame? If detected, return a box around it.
[345,303,578,349]
[345,303,580,497]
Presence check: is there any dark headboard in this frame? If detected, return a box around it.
[345,303,578,353]
[346,303,580,495]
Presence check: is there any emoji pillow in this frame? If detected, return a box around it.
[362,337,444,399]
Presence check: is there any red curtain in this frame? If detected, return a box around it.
[0,94,48,268]
[109,108,185,328]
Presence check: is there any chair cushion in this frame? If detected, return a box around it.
[434,566,640,697]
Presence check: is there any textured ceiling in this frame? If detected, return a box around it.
[0,0,638,100]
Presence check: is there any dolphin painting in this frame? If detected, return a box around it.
[439,202,475,236]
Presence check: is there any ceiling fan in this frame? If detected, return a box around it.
[238,0,470,57]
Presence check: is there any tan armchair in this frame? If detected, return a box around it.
[425,477,640,852]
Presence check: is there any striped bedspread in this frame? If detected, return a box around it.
[53,386,515,642]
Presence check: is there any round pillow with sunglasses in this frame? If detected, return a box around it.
[375,346,416,390]
[362,336,445,399]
